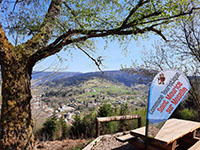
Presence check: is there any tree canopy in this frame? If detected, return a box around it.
[1,0,199,67]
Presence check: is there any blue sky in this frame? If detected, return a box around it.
[33,34,160,73]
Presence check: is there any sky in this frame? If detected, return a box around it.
[1,1,164,73]
[33,34,160,73]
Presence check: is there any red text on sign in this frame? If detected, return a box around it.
[165,82,183,101]
[171,87,188,105]
[157,100,169,113]
[166,104,174,114]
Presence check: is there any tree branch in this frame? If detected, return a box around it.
[0,0,2,9]
[124,11,162,28]
[76,44,103,72]
[63,1,84,28]
[139,7,200,26]
[120,0,150,28]
[24,0,63,53]
[0,23,13,61]
[28,31,75,67]
[28,3,199,66]
[183,21,200,62]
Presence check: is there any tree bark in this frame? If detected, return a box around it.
[0,57,34,150]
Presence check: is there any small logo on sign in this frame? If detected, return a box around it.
[158,73,165,85]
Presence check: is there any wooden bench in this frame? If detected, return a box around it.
[188,140,200,150]
[116,133,136,143]
[130,119,200,150]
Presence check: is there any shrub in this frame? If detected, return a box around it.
[172,108,198,121]
[82,113,96,138]
[70,114,83,138]
[41,116,70,140]
[132,107,147,127]
[97,103,112,117]
[42,116,57,140]
[70,113,97,139]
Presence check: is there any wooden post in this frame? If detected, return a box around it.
[96,119,101,137]
[138,117,141,128]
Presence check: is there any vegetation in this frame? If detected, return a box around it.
[37,100,199,142]
[40,78,147,113]
[38,104,143,139]
[40,115,69,141]
[123,7,200,119]
[0,0,199,149]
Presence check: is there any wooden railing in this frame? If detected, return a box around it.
[96,115,141,137]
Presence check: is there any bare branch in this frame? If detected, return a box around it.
[150,27,168,41]
[76,44,103,72]
[183,21,200,62]
[0,0,2,9]
[13,0,19,11]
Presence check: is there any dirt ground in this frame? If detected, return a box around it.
[90,134,141,150]
[36,138,91,150]
[35,133,142,150]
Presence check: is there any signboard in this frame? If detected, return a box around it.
[146,70,191,137]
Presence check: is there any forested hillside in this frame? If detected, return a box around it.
[32,70,152,87]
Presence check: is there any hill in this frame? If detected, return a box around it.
[31,71,81,85]
[38,77,148,112]
[41,70,152,87]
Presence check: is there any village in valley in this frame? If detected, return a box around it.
[30,76,149,127]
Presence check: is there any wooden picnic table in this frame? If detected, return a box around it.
[130,118,200,150]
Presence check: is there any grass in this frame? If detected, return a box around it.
[87,92,97,95]
[132,107,147,126]
[68,146,83,150]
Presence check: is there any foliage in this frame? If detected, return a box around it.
[82,113,96,138]
[120,103,129,115]
[70,113,96,138]
[42,116,70,140]
[97,103,113,117]
[42,116,57,140]
[171,108,199,121]
[124,8,200,113]
[118,103,130,132]
[132,107,147,127]
[70,114,83,138]
[1,0,199,50]
[69,103,145,138]
[59,117,70,139]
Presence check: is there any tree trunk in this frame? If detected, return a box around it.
[0,59,34,150]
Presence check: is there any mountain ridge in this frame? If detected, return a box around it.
[32,70,153,87]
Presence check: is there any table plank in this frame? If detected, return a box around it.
[130,118,200,145]
[155,119,200,144]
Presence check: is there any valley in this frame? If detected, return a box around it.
[31,70,151,127]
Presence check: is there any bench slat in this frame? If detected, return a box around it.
[188,140,200,150]
[116,134,135,143]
